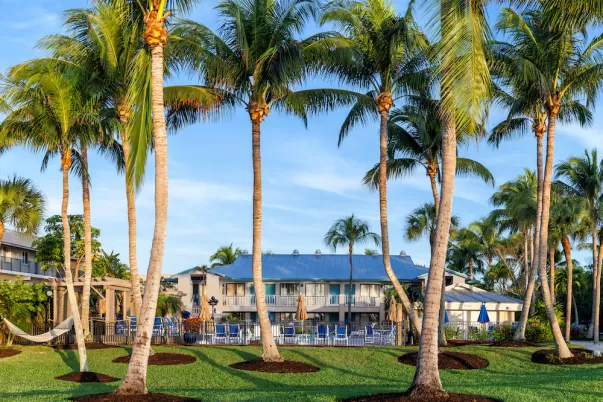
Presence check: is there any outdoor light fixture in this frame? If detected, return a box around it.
[209,296,218,319]
[46,290,53,297]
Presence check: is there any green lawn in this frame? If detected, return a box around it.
[0,344,602,401]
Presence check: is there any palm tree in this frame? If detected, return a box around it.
[363,99,494,217]
[324,215,381,325]
[409,0,491,395]
[447,231,484,279]
[210,244,242,268]
[404,202,458,345]
[115,0,205,396]
[467,215,506,270]
[0,176,45,244]
[556,150,603,342]
[1,63,96,373]
[155,294,183,317]
[321,0,428,335]
[170,0,357,363]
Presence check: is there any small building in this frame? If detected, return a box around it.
[0,229,59,283]
[173,250,522,323]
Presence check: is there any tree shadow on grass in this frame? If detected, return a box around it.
[54,349,80,373]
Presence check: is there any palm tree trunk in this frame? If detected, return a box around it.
[348,244,353,326]
[573,293,579,326]
[469,260,473,279]
[0,222,4,249]
[561,235,573,342]
[61,151,88,372]
[593,236,603,344]
[377,108,422,334]
[536,109,572,358]
[588,227,597,339]
[116,34,169,395]
[120,127,142,318]
[81,146,93,338]
[515,131,544,340]
[550,247,555,303]
[523,228,529,290]
[250,115,283,362]
[428,163,446,346]
[409,114,456,396]
[438,272,447,347]
[428,166,439,217]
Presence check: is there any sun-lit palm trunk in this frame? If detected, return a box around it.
[561,235,573,342]
[523,228,529,290]
[81,146,93,337]
[549,247,555,302]
[250,108,283,362]
[429,164,446,346]
[116,15,169,393]
[409,115,456,396]
[348,243,354,325]
[537,105,572,358]
[61,150,88,372]
[593,234,603,344]
[515,127,544,340]
[377,98,422,335]
[588,227,598,339]
[120,116,142,318]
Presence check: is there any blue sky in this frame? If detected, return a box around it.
[0,0,600,275]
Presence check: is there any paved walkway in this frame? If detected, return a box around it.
[572,340,603,351]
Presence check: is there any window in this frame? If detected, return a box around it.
[307,313,325,322]
[226,283,245,297]
[305,283,325,297]
[21,252,28,264]
[276,312,296,322]
[360,284,380,297]
[279,283,300,296]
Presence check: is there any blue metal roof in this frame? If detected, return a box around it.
[209,254,429,282]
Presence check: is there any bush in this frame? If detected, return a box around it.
[525,320,553,343]
[492,325,516,342]
[183,317,204,333]
[570,325,587,340]
[445,325,462,340]
[468,326,490,340]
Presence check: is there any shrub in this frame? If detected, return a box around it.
[445,326,462,340]
[468,326,490,341]
[570,325,587,340]
[525,320,553,343]
[492,325,516,342]
[183,317,204,333]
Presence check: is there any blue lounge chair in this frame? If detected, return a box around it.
[152,317,164,336]
[334,325,348,345]
[229,324,241,344]
[316,324,329,345]
[364,324,376,345]
[116,320,125,335]
[214,324,227,344]
[284,326,296,344]
[166,317,179,336]
[128,316,137,334]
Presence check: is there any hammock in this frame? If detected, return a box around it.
[2,317,73,343]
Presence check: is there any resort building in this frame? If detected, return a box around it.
[0,229,59,283]
[174,250,523,323]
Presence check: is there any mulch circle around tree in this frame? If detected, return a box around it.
[531,348,603,365]
[442,340,490,347]
[113,352,196,366]
[343,391,498,402]
[52,343,120,350]
[398,351,489,370]
[70,393,200,402]
[0,348,21,359]
[229,359,319,373]
[56,372,120,383]
[489,340,540,347]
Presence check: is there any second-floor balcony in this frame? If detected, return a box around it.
[0,256,59,278]
[220,295,381,308]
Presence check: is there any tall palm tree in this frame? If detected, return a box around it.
[115,0,206,396]
[209,244,242,268]
[324,215,381,324]
[490,7,593,344]
[404,202,459,345]
[0,176,45,245]
[556,149,603,342]
[447,231,484,279]
[321,0,428,335]
[409,0,491,395]
[170,0,358,363]
[467,215,506,270]
[0,63,98,373]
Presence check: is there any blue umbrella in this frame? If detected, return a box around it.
[444,310,449,324]
[477,304,490,323]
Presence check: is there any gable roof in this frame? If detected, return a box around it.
[2,229,36,251]
[207,254,433,282]
[444,283,523,304]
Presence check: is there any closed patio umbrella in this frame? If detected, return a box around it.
[296,295,308,321]
[387,296,397,321]
[444,310,449,324]
[199,294,211,321]
[477,303,490,323]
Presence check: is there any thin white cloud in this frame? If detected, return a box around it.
[558,123,603,150]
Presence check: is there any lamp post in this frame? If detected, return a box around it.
[208,296,218,320]
[46,290,53,325]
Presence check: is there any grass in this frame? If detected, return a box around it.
[0,344,602,401]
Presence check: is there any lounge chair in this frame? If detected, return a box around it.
[284,326,296,344]
[364,324,376,345]
[115,320,125,335]
[166,317,179,336]
[316,324,329,345]
[213,324,227,344]
[334,325,348,345]
[229,324,241,344]
[152,317,164,336]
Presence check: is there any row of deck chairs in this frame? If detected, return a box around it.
[115,317,180,336]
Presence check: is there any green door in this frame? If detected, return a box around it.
[329,284,340,305]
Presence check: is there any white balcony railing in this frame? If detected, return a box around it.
[220,294,381,307]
